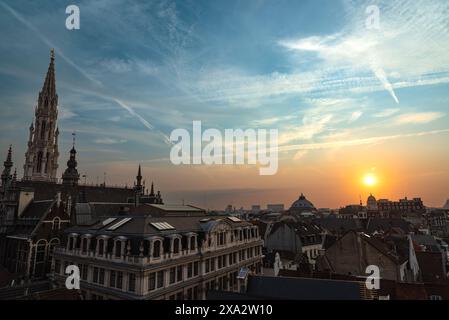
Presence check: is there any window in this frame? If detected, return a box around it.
[205,259,210,273]
[98,239,104,255]
[193,286,199,299]
[80,264,88,281]
[217,232,226,246]
[187,263,193,278]
[117,271,123,289]
[187,287,193,300]
[430,295,442,300]
[149,273,156,291]
[173,238,180,254]
[52,218,60,230]
[153,241,161,258]
[115,241,122,258]
[190,236,196,250]
[110,271,116,288]
[68,237,74,250]
[36,152,43,173]
[169,267,176,284]
[176,266,183,282]
[157,270,164,288]
[82,238,87,253]
[128,273,136,292]
[193,261,199,276]
[218,256,222,269]
[93,267,99,283]
[99,268,105,285]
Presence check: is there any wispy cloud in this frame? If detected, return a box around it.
[394,112,445,125]
[279,128,449,151]
[349,111,362,122]
[93,138,127,145]
[373,108,400,118]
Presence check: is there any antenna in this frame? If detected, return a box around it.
[72,132,76,148]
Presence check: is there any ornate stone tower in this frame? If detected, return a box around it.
[1,145,13,192]
[62,133,80,186]
[23,49,59,182]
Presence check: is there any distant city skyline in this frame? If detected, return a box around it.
[0,0,448,209]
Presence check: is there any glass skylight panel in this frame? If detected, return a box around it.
[102,218,117,226]
[107,217,132,230]
[151,222,175,230]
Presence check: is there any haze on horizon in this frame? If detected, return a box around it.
[0,0,448,210]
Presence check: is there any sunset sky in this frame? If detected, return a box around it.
[0,0,448,209]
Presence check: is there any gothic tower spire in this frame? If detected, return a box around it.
[1,145,13,189]
[23,49,60,182]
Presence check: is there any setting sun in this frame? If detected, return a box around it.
[363,174,377,187]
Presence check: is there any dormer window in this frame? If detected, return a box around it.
[173,238,180,254]
[190,236,196,250]
[115,241,122,257]
[153,240,161,258]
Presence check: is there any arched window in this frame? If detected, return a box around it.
[173,238,180,254]
[153,240,161,258]
[48,238,60,259]
[34,240,47,276]
[52,217,60,230]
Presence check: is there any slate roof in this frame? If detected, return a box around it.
[366,218,412,234]
[416,251,447,283]
[245,275,363,300]
[17,180,134,202]
[65,214,251,237]
[313,217,363,234]
[0,266,15,288]
[411,234,441,252]
[20,200,54,219]
[269,220,322,237]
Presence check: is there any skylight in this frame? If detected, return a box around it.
[228,216,241,222]
[151,222,175,231]
[107,217,132,231]
[102,218,117,226]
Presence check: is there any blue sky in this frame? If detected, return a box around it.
[0,0,448,209]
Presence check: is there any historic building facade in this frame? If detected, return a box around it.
[51,208,263,300]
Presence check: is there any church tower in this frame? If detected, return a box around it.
[23,49,59,182]
[62,133,80,186]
